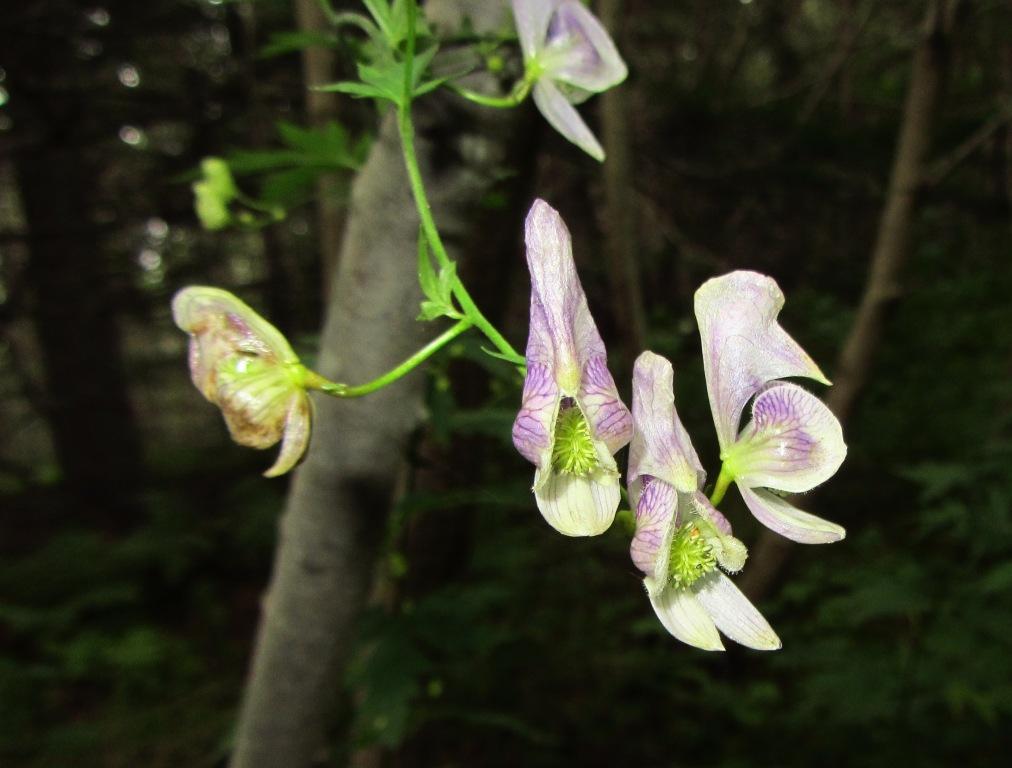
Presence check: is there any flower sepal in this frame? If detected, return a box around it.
[172,286,320,477]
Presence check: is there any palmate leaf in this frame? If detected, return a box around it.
[259,30,339,59]
[315,43,442,106]
[225,122,369,188]
[416,230,460,321]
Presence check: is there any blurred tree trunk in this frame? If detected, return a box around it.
[294,0,344,300]
[742,0,962,601]
[3,7,143,525]
[228,3,513,766]
[597,0,646,359]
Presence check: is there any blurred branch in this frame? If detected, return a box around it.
[742,0,962,602]
[796,0,877,124]
[922,105,1012,188]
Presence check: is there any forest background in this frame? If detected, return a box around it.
[0,0,1010,766]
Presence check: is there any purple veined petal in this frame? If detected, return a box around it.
[512,361,561,469]
[646,578,724,652]
[739,485,846,544]
[541,0,627,93]
[693,572,781,651]
[517,201,629,471]
[728,382,847,494]
[264,393,312,478]
[690,491,732,535]
[630,476,678,577]
[511,0,560,62]
[531,80,605,161]
[514,270,561,470]
[694,271,830,450]
[578,355,632,455]
[524,200,622,410]
[533,460,621,537]
[524,198,594,389]
[629,351,704,493]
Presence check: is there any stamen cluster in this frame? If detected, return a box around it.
[551,406,598,475]
[667,522,717,589]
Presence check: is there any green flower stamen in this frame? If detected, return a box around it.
[668,523,717,589]
[551,406,598,476]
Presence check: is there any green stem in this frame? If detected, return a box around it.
[306,318,473,398]
[708,463,735,507]
[397,2,525,368]
[448,76,533,109]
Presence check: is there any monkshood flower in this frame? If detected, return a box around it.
[172,286,315,478]
[629,351,780,651]
[512,0,627,161]
[512,199,633,536]
[695,271,847,544]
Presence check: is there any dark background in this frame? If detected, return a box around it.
[1,0,1010,766]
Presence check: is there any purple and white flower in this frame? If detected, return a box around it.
[629,351,780,651]
[512,199,633,536]
[695,271,847,544]
[172,286,312,478]
[511,0,627,161]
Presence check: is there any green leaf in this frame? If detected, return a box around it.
[259,30,338,59]
[313,80,390,101]
[359,58,408,104]
[259,168,318,207]
[362,0,395,44]
[413,76,448,98]
[388,0,432,47]
[417,300,450,322]
[225,149,306,174]
[480,346,526,368]
[435,261,457,305]
[416,231,460,321]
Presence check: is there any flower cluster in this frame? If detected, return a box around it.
[513,200,847,651]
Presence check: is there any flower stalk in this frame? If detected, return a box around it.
[397,0,524,368]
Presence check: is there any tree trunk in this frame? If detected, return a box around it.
[597,0,646,359]
[741,0,961,601]
[229,3,514,766]
[294,0,345,300]
[4,4,144,526]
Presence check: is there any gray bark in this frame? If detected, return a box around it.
[229,2,513,766]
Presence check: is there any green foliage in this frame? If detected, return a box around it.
[316,43,443,106]
[416,232,461,321]
[0,457,283,766]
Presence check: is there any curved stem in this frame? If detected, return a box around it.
[397,2,524,368]
[306,318,473,398]
[316,1,376,36]
[448,76,533,109]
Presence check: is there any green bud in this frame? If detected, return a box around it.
[200,157,237,201]
[193,180,232,231]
